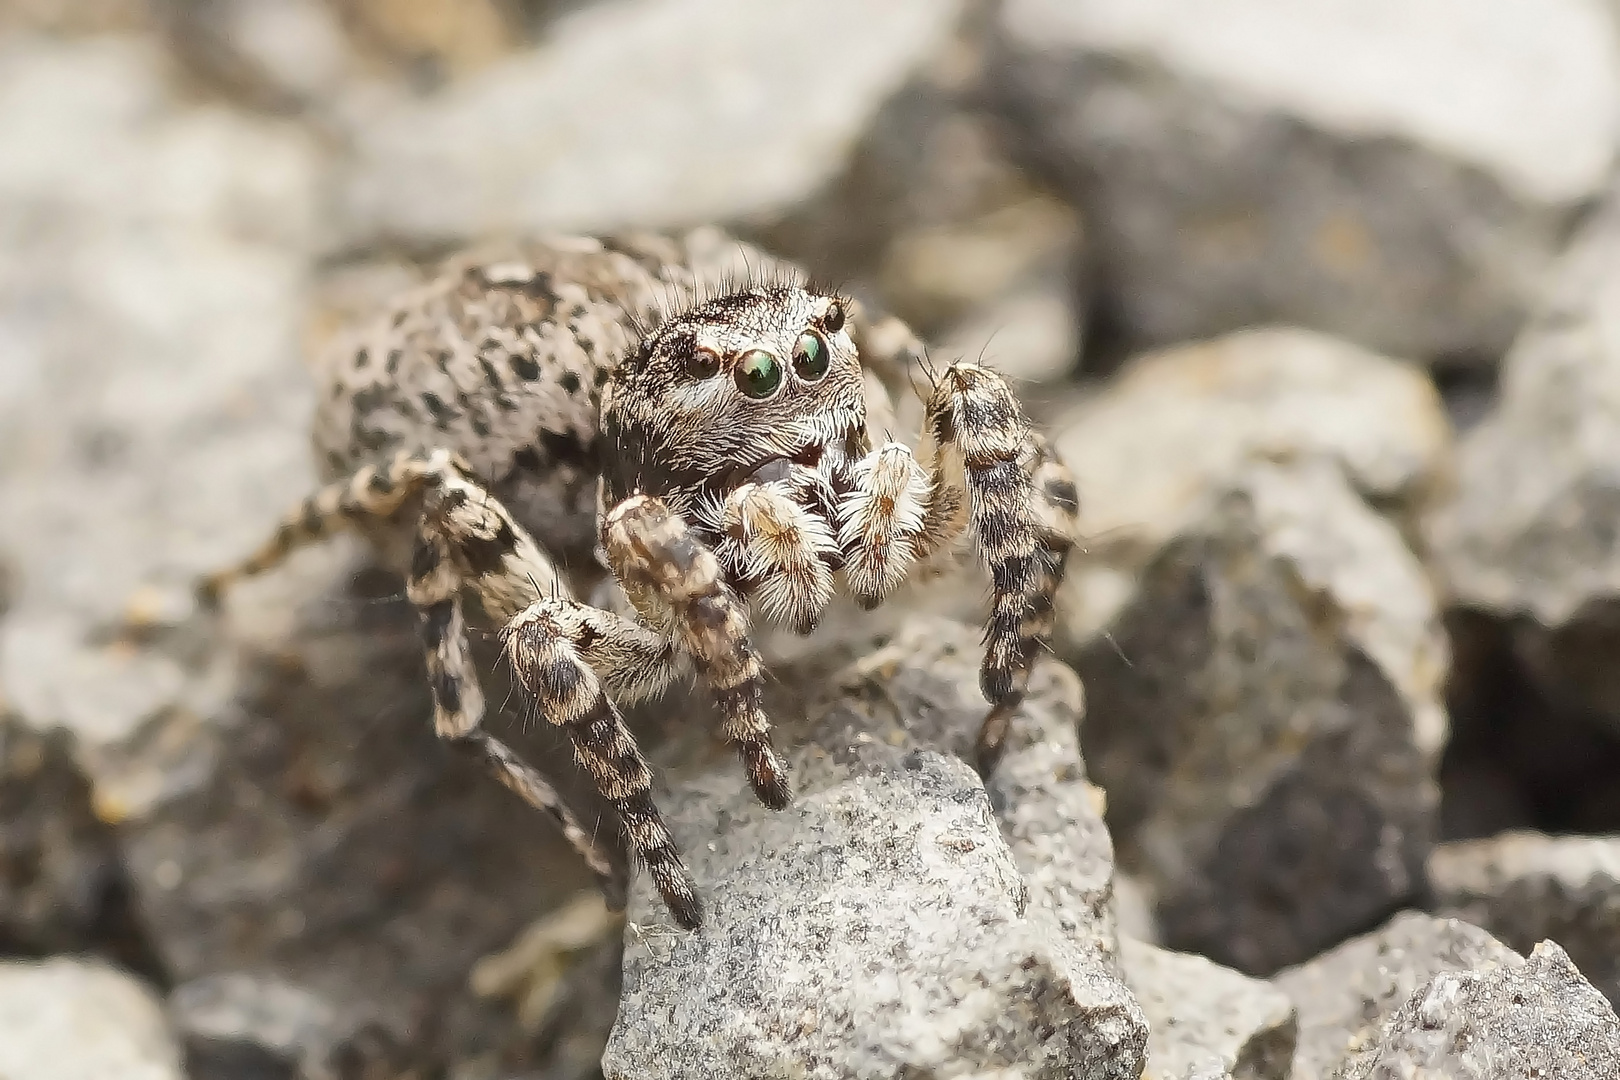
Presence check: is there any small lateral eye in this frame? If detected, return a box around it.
[822,300,845,334]
[793,330,830,382]
[683,346,721,380]
[735,349,783,398]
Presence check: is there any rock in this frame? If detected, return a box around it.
[603,617,1148,1080]
[1429,194,1620,742]
[935,271,1082,387]
[0,712,132,958]
[1274,912,1520,1080]
[1335,940,1620,1079]
[1121,938,1296,1080]
[1429,831,1620,1006]
[1050,327,1451,645]
[991,0,1620,364]
[0,33,325,748]
[0,957,184,1080]
[338,0,969,246]
[1074,461,1447,973]
[96,548,615,1076]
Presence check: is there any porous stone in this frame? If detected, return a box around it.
[1429,194,1620,741]
[0,33,325,748]
[1121,938,1296,1080]
[0,957,184,1080]
[1074,461,1447,973]
[0,712,126,956]
[1050,327,1451,645]
[1335,940,1620,1079]
[338,0,969,245]
[603,617,1148,1080]
[1274,912,1519,1080]
[1430,831,1620,1007]
[991,0,1620,364]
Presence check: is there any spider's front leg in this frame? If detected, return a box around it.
[838,365,1079,774]
[601,494,792,812]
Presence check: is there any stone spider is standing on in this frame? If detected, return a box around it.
[204,230,1079,929]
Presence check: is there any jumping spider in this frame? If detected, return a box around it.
[205,229,1079,929]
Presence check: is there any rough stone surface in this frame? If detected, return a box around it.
[0,957,184,1080]
[0,712,126,956]
[1335,940,1620,1079]
[992,0,1620,364]
[1074,461,1447,973]
[604,617,1148,1080]
[1273,912,1520,1080]
[1121,938,1296,1080]
[0,33,325,748]
[1050,327,1451,645]
[1429,194,1620,741]
[338,0,969,245]
[1430,831,1620,1007]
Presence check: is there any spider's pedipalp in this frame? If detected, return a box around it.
[720,479,837,634]
[603,494,790,811]
[838,442,931,608]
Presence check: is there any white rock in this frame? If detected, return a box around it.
[993,0,1620,362]
[0,958,183,1080]
[1050,327,1451,644]
[338,0,967,244]
[0,35,325,745]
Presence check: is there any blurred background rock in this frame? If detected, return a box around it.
[4,0,1620,1077]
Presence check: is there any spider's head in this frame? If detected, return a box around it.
[600,285,867,513]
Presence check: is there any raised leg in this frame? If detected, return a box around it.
[834,363,1079,774]
[602,494,791,812]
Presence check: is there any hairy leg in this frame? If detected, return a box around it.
[602,494,791,812]
[502,597,699,928]
[834,363,1079,773]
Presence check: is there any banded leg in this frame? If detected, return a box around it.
[914,364,1078,772]
[503,598,698,928]
[603,494,790,812]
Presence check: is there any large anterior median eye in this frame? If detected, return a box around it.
[735,349,782,398]
[793,330,829,382]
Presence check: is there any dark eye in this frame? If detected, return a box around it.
[793,330,830,381]
[683,347,720,380]
[822,300,845,334]
[735,349,782,398]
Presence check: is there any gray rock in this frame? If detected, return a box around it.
[1050,327,1452,645]
[935,271,1082,387]
[0,712,126,957]
[1335,940,1620,1079]
[0,957,184,1080]
[1429,194,1620,739]
[991,0,1620,364]
[603,617,1148,1080]
[338,0,969,245]
[1074,461,1447,973]
[1430,831,1620,1007]
[1274,912,1519,1080]
[0,33,326,748]
[1121,938,1296,1080]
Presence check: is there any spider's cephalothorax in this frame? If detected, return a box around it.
[203,231,1079,930]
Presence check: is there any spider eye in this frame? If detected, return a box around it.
[684,347,720,380]
[793,330,830,382]
[822,300,845,334]
[735,349,782,398]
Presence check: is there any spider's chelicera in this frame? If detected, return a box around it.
[204,233,1079,929]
